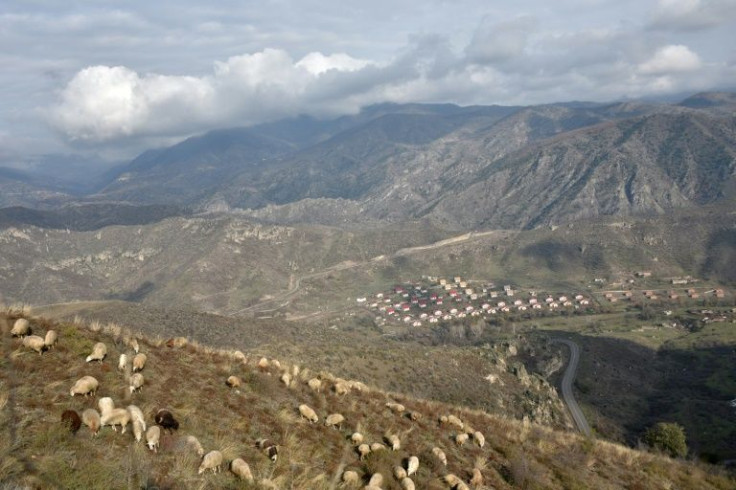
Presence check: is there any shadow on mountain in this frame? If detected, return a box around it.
[0,204,189,231]
[104,281,156,302]
[544,330,736,463]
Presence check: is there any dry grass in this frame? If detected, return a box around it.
[0,312,733,489]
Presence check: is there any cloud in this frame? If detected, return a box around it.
[649,0,736,30]
[465,16,537,64]
[638,44,702,74]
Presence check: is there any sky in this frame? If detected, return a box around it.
[1,0,735,167]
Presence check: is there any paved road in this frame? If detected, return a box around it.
[552,339,592,437]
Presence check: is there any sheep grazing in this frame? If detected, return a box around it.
[155,409,179,432]
[307,377,322,392]
[406,456,419,476]
[407,411,422,422]
[11,318,30,337]
[226,375,241,388]
[455,433,469,446]
[298,404,318,423]
[324,413,345,429]
[257,357,270,371]
[385,433,401,451]
[386,402,405,413]
[165,337,187,348]
[401,477,416,490]
[368,473,383,487]
[432,447,447,466]
[98,397,114,415]
[130,337,140,354]
[443,474,470,490]
[470,468,483,487]
[118,354,128,371]
[129,373,145,393]
[70,376,99,397]
[85,342,107,363]
[198,450,223,474]
[101,408,131,433]
[60,410,82,434]
[333,381,350,396]
[280,373,292,388]
[146,426,161,452]
[22,335,46,354]
[82,409,101,436]
[342,470,360,486]
[256,439,278,462]
[132,353,147,372]
[185,435,204,456]
[370,443,387,452]
[350,380,368,392]
[127,405,146,442]
[357,443,371,460]
[270,359,281,370]
[230,458,254,482]
[44,330,57,349]
[440,414,464,430]
[473,431,485,448]
[351,432,364,445]
[393,466,407,480]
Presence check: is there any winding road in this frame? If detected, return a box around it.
[552,339,592,437]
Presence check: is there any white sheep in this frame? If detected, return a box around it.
[444,474,470,490]
[393,466,407,480]
[357,443,371,460]
[441,414,464,430]
[470,468,483,487]
[473,430,485,448]
[298,404,318,423]
[370,443,387,452]
[280,372,292,387]
[198,450,223,474]
[101,408,130,433]
[401,477,416,490]
[342,470,360,486]
[132,353,147,372]
[86,342,107,362]
[333,381,350,395]
[351,432,364,445]
[307,377,322,392]
[406,456,419,476]
[385,433,400,451]
[146,426,161,452]
[98,396,114,415]
[11,318,30,337]
[386,402,405,413]
[70,376,99,397]
[185,435,204,457]
[129,373,144,393]
[43,330,57,349]
[257,357,270,370]
[226,375,241,388]
[130,337,139,354]
[230,458,254,481]
[324,413,344,429]
[256,439,279,462]
[22,335,46,354]
[82,408,101,436]
[118,353,127,371]
[127,405,146,442]
[368,473,383,487]
[432,447,447,465]
[455,433,469,446]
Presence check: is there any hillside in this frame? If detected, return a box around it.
[2,311,734,489]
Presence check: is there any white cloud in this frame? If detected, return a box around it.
[295,52,371,75]
[650,0,736,30]
[465,16,537,64]
[638,44,702,74]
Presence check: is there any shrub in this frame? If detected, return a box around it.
[643,422,687,458]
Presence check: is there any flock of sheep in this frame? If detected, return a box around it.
[11,316,492,488]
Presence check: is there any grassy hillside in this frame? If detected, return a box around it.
[2,311,734,489]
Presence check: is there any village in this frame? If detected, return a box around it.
[355,275,733,328]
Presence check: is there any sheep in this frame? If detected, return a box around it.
[86,342,107,362]
[407,411,422,422]
[307,377,322,392]
[385,433,401,451]
[333,381,350,395]
[470,468,483,487]
[226,375,241,388]
[127,405,146,442]
[60,410,81,434]
[440,414,464,430]
[101,408,130,433]
[280,373,292,388]
[22,335,46,354]
[129,373,145,393]
[406,456,419,476]
[270,359,281,370]
[357,443,371,460]
[146,426,161,452]
[98,397,114,415]
[393,466,407,480]
[386,402,405,413]
[368,473,383,487]
[198,450,223,474]
[256,439,279,462]
[473,431,485,448]
[370,443,387,452]
[230,458,254,482]
[11,318,30,337]
[351,432,364,445]
[44,330,57,349]
[257,357,270,371]
[155,409,179,432]
[130,337,139,354]
[185,435,204,456]
[401,477,416,490]
[350,380,368,392]
[70,376,98,397]
[118,354,128,371]
[298,404,318,423]
[342,470,360,486]
[443,474,470,490]
[324,413,345,429]
[455,433,469,446]
[165,337,187,348]
[432,447,447,465]
[132,353,147,372]
[82,408,101,436]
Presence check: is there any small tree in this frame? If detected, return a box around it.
[643,422,688,458]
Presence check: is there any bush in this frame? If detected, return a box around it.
[643,422,687,458]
